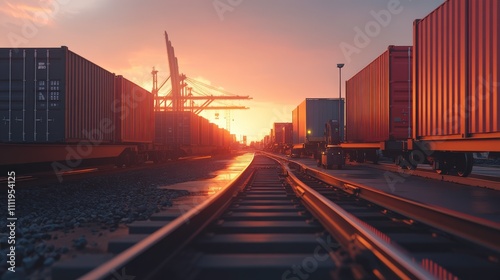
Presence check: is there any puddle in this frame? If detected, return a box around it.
[159,152,254,199]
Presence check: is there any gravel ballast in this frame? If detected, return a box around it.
[0,153,243,279]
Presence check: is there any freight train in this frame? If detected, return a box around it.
[0,47,234,173]
[267,0,500,177]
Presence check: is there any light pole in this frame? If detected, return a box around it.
[337,63,344,142]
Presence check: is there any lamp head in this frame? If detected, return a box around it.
[337,63,345,69]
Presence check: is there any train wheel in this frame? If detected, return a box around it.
[396,154,416,170]
[152,154,160,164]
[116,150,131,167]
[456,152,474,177]
[355,151,365,163]
[434,159,449,175]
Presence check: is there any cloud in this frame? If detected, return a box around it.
[0,0,79,26]
[0,1,54,25]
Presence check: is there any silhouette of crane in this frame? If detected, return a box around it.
[152,31,252,114]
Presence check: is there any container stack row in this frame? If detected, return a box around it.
[0,46,233,154]
[154,111,230,149]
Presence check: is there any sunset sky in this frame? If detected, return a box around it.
[1,0,444,143]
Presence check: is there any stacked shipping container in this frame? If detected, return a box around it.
[0,46,233,168]
[154,111,231,150]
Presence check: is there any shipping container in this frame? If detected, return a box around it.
[114,76,154,143]
[0,47,115,143]
[346,46,412,143]
[273,123,293,144]
[155,111,200,146]
[199,117,211,146]
[222,129,232,147]
[283,123,293,144]
[215,127,223,147]
[292,98,344,144]
[208,123,216,146]
[413,0,500,140]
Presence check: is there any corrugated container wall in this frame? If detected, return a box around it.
[413,0,500,139]
[155,111,200,146]
[283,123,293,144]
[199,117,211,146]
[0,47,115,143]
[208,123,216,146]
[114,76,154,143]
[292,98,344,144]
[346,46,412,143]
[273,123,293,144]
[292,108,299,144]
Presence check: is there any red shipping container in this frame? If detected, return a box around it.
[199,117,211,146]
[273,123,293,144]
[208,123,215,146]
[413,0,500,140]
[346,46,412,143]
[114,76,154,143]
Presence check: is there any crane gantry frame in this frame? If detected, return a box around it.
[152,31,252,116]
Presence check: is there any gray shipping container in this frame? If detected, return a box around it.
[0,47,115,143]
[292,98,344,144]
[155,111,201,146]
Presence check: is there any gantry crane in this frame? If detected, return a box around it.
[152,31,252,116]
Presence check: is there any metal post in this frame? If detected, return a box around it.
[337,63,344,142]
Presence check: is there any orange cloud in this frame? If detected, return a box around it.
[0,0,60,26]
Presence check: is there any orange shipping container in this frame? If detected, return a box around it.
[413,0,500,140]
[346,46,412,143]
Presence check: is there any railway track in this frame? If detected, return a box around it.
[369,161,500,190]
[80,153,500,280]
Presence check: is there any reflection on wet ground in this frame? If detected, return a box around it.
[159,152,254,209]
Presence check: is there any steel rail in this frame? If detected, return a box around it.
[363,161,500,191]
[79,154,255,280]
[292,160,500,254]
[282,162,437,280]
